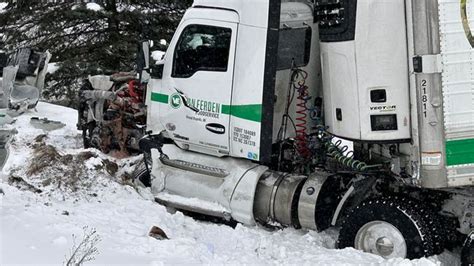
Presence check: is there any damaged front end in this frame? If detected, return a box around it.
[77,73,148,158]
[78,41,152,158]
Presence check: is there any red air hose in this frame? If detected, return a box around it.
[294,71,311,159]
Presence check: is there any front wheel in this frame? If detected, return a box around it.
[337,196,440,259]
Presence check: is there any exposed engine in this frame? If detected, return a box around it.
[78,73,147,158]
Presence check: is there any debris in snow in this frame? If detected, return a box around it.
[62,210,70,216]
[11,136,131,199]
[102,159,119,176]
[33,134,47,143]
[149,226,169,240]
[0,187,4,194]
[8,175,42,193]
[30,117,65,132]
[27,144,62,176]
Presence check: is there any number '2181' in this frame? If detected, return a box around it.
[421,79,428,118]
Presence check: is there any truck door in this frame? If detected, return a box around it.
[158,19,237,156]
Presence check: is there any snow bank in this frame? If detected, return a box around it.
[0,102,460,265]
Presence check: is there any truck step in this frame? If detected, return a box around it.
[155,194,232,221]
[160,157,229,178]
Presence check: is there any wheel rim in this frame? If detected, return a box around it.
[354,220,407,259]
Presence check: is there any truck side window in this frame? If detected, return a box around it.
[172,24,232,78]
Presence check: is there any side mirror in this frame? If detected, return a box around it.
[137,41,151,84]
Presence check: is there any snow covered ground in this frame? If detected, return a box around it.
[0,102,461,265]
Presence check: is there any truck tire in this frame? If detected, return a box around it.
[337,196,438,259]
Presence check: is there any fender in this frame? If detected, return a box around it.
[329,175,378,227]
[299,173,361,231]
[309,173,378,231]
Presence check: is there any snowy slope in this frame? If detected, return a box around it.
[0,102,460,265]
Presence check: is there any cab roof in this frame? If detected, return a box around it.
[192,0,272,28]
[192,0,313,28]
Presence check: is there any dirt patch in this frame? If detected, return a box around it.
[8,175,42,193]
[27,144,61,176]
[8,133,144,198]
[34,134,48,143]
[77,151,97,161]
[102,159,118,175]
[12,139,125,196]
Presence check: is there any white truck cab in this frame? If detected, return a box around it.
[148,0,318,162]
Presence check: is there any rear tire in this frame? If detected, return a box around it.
[337,196,439,259]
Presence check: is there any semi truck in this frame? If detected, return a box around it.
[79,0,473,261]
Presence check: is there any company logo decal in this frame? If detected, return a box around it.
[170,93,182,109]
[461,0,474,48]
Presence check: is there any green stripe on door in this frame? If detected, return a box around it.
[151,92,169,104]
[446,138,474,166]
[221,104,262,123]
[151,92,262,123]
